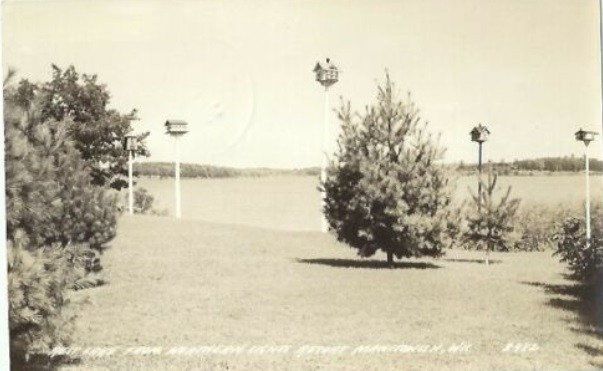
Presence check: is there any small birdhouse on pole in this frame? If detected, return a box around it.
[575,128,598,146]
[123,134,138,152]
[470,124,490,143]
[165,120,189,136]
[313,58,340,89]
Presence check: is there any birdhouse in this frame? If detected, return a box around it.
[575,128,598,144]
[123,134,138,152]
[313,58,339,88]
[165,120,189,136]
[470,124,490,143]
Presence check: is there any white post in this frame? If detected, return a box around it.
[320,85,330,232]
[128,150,133,215]
[175,135,182,219]
[585,143,591,241]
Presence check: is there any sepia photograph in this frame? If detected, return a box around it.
[1,0,602,370]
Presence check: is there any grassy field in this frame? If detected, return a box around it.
[59,175,603,370]
[63,215,603,370]
[138,175,603,231]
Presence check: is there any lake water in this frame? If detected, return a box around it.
[138,175,603,231]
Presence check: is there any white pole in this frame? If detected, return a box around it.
[320,85,330,232]
[175,135,182,219]
[585,143,591,241]
[128,150,133,215]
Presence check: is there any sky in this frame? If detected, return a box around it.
[2,0,602,168]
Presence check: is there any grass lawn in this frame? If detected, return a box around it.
[63,215,602,370]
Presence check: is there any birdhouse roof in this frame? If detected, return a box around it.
[470,125,490,135]
[165,120,188,127]
[313,59,338,72]
[575,128,597,135]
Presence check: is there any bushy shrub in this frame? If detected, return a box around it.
[8,233,76,365]
[120,187,167,216]
[444,202,469,249]
[7,233,103,367]
[462,172,521,263]
[324,73,454,264]
[133,187,155,214]
[514,204,575,251]
[5,108,118,251]
[62,186,118,251]
[554,206,603,282]
[4,116,63,247]
[455,200,577,253]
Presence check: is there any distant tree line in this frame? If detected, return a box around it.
[134,162,320,178]
[135,155,602,180]
[457,155,603,174]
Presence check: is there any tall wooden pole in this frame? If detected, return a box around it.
[585,142,591,242]
[321,85,330,232]
[598,0,602,251]
[478,141,483,213]
[479,142,488,264]
[128,150,134,215]
[175,135,182,219]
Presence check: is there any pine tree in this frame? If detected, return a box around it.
[463,171,521,264]
[4,99,118,250]
[323,72,454,266]
[7,234,76,366]
[5,70,118,365]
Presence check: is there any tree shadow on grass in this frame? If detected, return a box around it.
[10,354,81,371]
[442,258,502,265]
[522,278,603,366]
[296,258,441,270]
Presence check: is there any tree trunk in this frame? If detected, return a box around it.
[387,251,394,268]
